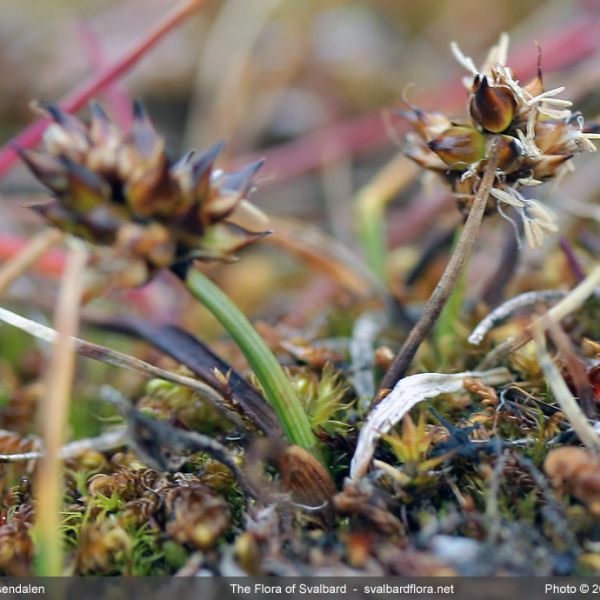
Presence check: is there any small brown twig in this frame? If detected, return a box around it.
[375,143,500,400]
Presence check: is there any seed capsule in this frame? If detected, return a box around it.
[427,126,485,168]
[494,134,524,173]
[469,75,516,133]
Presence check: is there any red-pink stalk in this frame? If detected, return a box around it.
[0,0,210,179]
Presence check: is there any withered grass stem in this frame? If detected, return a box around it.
[0,228,63,297]
[34,243,87,576]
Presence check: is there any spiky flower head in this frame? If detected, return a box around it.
[400,33,600,248]
[19,101,270,286]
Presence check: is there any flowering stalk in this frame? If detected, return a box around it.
[376,33,600,400]
[185,268,319,456]
[376,143,499,398]
[401,33,600,250]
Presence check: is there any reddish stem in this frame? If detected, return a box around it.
[0,0,209,179]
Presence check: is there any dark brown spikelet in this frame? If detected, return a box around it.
[19,101,271,288]
[427,126,486,168]
[469,75,516,133]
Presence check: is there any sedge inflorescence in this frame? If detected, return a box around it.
[19,101,270,286]
[400,33,600,248]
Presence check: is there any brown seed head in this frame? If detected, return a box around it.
[469,75,517,133]
[20,101,271,287]
[427,126,486,169]
[399,34,600,249]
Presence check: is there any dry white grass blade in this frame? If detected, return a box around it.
[350,367,511,479]
[0,305,245,427]
[468,290,567,345]
[534,323,600,452]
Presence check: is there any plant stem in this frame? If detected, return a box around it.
[376,143,500,400]
[185,268,319,456]
[34,243,87,576]
[354,153,418,279]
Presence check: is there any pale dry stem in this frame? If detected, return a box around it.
[34,242,88,576]
[0,228,63,297]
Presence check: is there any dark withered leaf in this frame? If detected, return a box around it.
[97,318,282,438]
[115,397,259,498]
